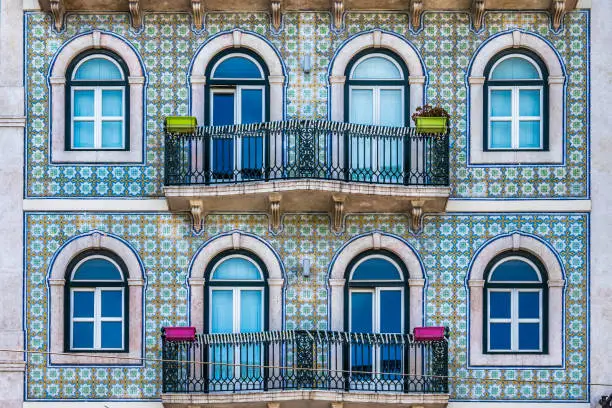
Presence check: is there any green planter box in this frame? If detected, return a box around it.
[414,117,448,134]
[165,116,197,133]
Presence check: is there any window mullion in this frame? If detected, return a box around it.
[511,289,519,352]
[512,87,519,149]
[94,288,101,350]
[94,88,102,149]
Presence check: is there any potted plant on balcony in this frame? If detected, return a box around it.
[165,116,198,133]
[412,105,449,134]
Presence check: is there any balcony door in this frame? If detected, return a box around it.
[206,51,268,182]
[207,254,267,390]
[346,252,407,391]
[346,51,408,183]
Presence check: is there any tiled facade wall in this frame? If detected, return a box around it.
[25,212,588,401]
[25,11,589,199]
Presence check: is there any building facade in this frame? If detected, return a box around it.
[0,0,611,407]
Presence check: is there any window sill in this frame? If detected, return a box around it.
[469,148,563,165]
[50,148,143,164]
[50,350,141,365]
[469,351,561,367]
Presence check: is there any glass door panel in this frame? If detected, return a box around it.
[350,292,373,381]
[210,290,234,382]
[378,89,403,182]
[240,89,264,179]
[349,89,374,181]
[239,290,263,381]
[212,93,235,180]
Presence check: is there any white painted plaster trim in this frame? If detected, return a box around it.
[23,199,169,212]
[49,31,144,164]
[329,31,424,124]
[446,199,591,212]
[468,233,564,366]
[47,232,144,365]
[190,30,285,124]
[469,30,565,165]
[189,232,284,333]
[0,116,26,127]
[329,233,424,332]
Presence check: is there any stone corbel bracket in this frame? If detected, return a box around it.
[129,0,142,30]
[50,0,65,32]
[549,0,565,31]
[269,193,282,233]
[410,0,423,30]
[409,200,425,233]
[192,0,205,31]
[471,0,486,31]
[331,0,344,31]
[331,194,347,233]
[271,0,282,31]
[189,200,206,234]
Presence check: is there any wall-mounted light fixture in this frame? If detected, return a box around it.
[301,55,312,74]
[301,257,311,277]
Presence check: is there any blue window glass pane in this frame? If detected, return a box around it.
[491,57,541,80]
[73,258,123,281]
[519,89,541,116]
[518,323,540,350]
[102,90,123,116]
[240,342,262,380]
[101,321,123,349]
[211,290,234,334]
[489,322,511,350]
[350,292,373,333]
[213,56,262,79]
[518,291,540,319]
[73,291,94,318]
[241,89,263,124]
[379,89,403,127]
[489,291,511,319]
[490,90,512,117]
[74,58,123,81]
[489,121,512,149]
[73,121,95,148]
[380,290,402,333]
[101,290,123,317]
[101,121,124,148]
[72,322,94,348]
[352,257,401,280]
[351,343,373,380]
[490,259,540,282]
[519,120,541,149]
[240,290,262,333]
[212,257,262,280]
[212,93,235,126]
[352,56,402,80]
[350,89,374,125]
[74,90,94,117]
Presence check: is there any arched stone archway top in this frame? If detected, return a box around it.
[329,232,424,281]
[330,30,425,79]
[190,30,285,78]
[189,232,285,282]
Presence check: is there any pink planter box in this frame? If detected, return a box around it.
[413,326,445,341]
[163,326,196,341]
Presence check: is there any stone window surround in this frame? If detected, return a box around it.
[469,30,566,165]
[329,30,426,124]
[188,232,285,333]
[47,231,145,365]
[49,30,145,163]
[189,30,286,124]
[468,232,565,367]
[328,232,425,333]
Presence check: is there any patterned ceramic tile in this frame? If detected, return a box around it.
[24,212,588,401]
[24,10,589,199]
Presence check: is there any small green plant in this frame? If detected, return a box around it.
[411,105,450,122]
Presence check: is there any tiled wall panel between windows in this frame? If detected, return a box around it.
[25,213,588,400]
[25,11,589,199]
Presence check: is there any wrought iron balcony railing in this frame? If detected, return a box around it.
[161,330,449,395]
[164,120,449,187]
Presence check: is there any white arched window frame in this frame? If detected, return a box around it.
[47,231,145,365]
[49,31,145,163]
[468,30,565,164]
[468,233,565,367]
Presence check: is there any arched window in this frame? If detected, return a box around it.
[484,51,548,151]
[345,50,408,182]
[66,51,129,151]
[65,250,128,351]
[345,251,407,383]
[205,50,269,181]
[484,252,547,353]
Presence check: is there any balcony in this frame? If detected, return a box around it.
[164,120,450,232]
[161,330,450,408]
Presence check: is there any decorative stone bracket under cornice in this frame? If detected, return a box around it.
[164,179,450,234]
